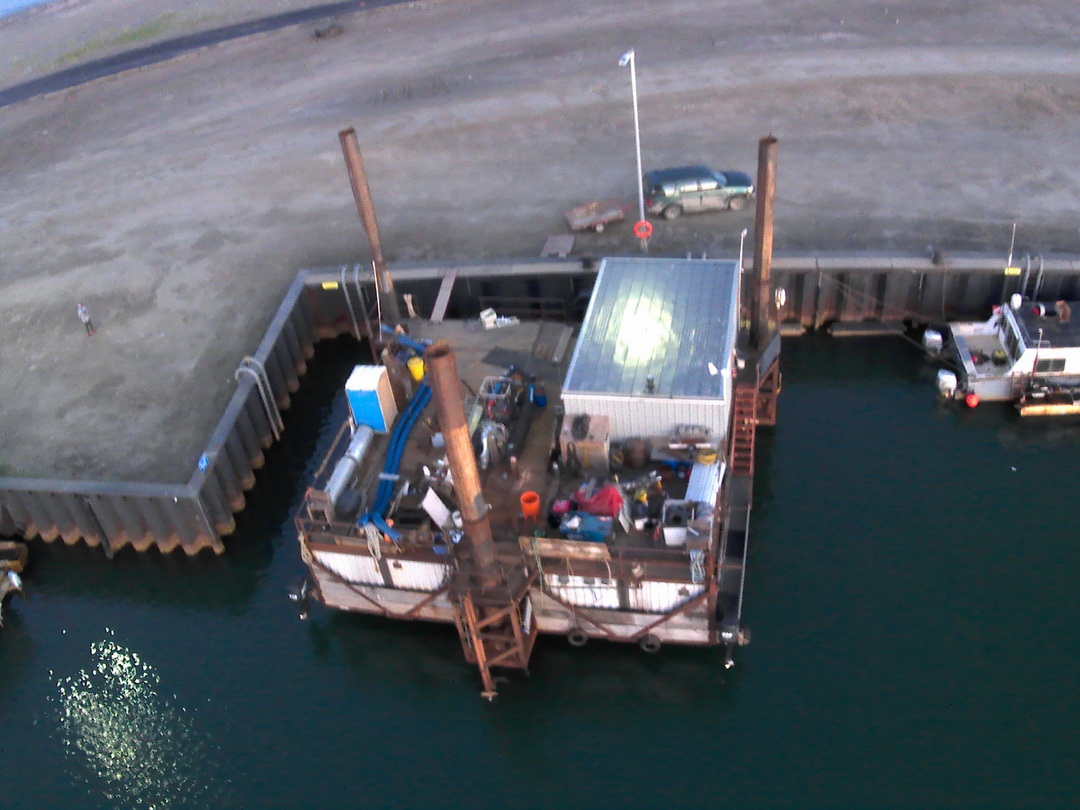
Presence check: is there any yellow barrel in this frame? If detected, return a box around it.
[407,356,425,382]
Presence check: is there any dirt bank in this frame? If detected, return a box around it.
[2,0,1080,481]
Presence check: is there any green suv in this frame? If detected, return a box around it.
[643,165,755,220]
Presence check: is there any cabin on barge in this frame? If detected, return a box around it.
[934,296,1080,415]
[295,256,779,696]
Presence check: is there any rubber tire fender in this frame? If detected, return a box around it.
[639,634,662,654]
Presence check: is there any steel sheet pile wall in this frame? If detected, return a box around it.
[4,255,1080,558]
[770,255,1080,329]
[0,272,337,556]
[0,262,557,557]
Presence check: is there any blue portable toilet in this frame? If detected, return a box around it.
[345,365,398,432]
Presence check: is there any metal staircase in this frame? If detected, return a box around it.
[730,378,758,478]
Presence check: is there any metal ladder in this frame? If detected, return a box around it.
[340,263,378,340]
[235,357,283,442]
[729,381,758,478]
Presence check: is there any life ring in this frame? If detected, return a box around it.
[639,634,662,653]
[633,220,653,240]
[567,628,589,647]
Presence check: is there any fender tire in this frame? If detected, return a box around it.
[639,634,662,653]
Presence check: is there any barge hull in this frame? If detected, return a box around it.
[309,564,716,646]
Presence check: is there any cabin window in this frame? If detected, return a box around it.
[1035,358,1066,373]
[1004,327,1021,361]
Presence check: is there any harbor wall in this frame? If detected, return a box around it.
[768,253,1080,330]
[0,271,334,556]
[3,252,1080,556]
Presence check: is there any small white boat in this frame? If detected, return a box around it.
[933,296,1080,414]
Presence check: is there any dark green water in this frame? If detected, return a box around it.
[2,335,1077,808]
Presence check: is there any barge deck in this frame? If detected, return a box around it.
[296,256,778,696]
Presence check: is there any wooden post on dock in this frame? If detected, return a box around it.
[752,135,778,350]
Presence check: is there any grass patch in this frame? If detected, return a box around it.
[55,13,179,67]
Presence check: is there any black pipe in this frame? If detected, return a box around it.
[506,395,536,459]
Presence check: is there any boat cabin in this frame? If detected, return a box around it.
[946,298,1080,402]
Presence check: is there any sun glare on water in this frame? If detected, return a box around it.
[52,632,229,808]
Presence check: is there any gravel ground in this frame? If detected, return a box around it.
[3,0,1080,482]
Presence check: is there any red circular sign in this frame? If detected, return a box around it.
[633,220,653,239]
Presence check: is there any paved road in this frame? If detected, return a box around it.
[0,0,402,108]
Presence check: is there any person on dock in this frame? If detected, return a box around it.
[76,303,95,336]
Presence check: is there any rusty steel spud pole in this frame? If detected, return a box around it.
[423,343,498,580]
[338,127,402,325]
[752,135,778,349]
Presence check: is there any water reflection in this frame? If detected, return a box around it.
[319,603,739,706]
[52,632,230,809]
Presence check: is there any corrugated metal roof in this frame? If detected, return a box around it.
[563,257,739,397]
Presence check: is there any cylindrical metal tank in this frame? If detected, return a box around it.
[324,425,375,517]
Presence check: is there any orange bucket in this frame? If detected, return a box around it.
[520,491,541,521]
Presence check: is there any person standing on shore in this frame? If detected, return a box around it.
[76,303,95,336]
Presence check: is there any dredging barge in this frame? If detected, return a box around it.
[295,252,781,696]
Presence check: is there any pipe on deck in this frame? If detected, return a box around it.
[423,343,498,580]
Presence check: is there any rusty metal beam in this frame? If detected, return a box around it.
[423,343,498,580]
[310,559,390,616]
[462,595,497,697]
[752,135,778,349]
[537,588,623,641]
[628,590,710,641]
[404,584,451,618]
[338,127,401,325]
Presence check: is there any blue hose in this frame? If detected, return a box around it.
[379,323,430,356]
[360,382,432,535]
[373,383,431,514]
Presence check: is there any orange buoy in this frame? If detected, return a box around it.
[520,491,541,521]
[965,392,980,408]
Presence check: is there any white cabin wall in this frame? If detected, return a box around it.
[315,549,383,586]
[1011,348,1075,374]
[561,393,729,443]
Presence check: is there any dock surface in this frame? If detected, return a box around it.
[5,0,1080,488]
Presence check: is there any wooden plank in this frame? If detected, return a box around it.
[429,270,458,323]
[519,535,611,561]
[552,325,574,363]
